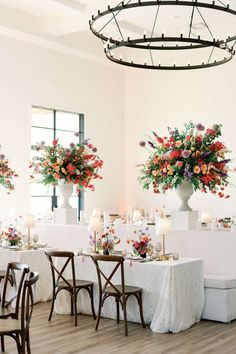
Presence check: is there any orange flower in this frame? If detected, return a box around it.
[195,151,201,158]
[53,173,60,179]
[193,166,201,174]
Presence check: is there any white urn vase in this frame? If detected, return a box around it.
[176,180,194,211]
[58,180,73,209]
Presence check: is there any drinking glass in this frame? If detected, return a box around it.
[155,242,162,253]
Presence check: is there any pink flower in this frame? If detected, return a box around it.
[182,150,191,158]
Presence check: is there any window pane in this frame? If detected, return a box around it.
[32,107,53,129]
[56,130,78,146]
[31,183,53,196]
[56,111,79,131]
[32,127,53,146]
[31,197,52,219]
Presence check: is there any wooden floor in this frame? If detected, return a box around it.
[2,301,236,354]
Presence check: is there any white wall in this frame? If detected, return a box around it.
[124,62,236,217]
[0,36,125,218]
[1,33,235,220]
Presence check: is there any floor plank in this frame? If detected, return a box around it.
[2,301,236,354]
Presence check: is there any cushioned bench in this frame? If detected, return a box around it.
[202,274,236,323]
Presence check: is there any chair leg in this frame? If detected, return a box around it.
[21,333,26,354]
[1,335,5,352]
[138,292,146,328]
[95,293,102,331]
[90,286,96,320]
[48,292,56,321]
[16,333,21,354]
[73,290,78,327]
[26,330,31,354]
[115,297,120,324]
[122,295,128,336]
[70,294,74,316]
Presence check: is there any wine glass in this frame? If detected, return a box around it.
[32,234,39,250]
[77,248,83,256]
[155,242,162,253]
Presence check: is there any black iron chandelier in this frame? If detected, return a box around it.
[89,0,236,70]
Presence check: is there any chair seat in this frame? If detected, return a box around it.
[105,285,142,295]
[0,319,20,333]
[58,279,93,288]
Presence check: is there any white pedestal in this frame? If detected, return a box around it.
[171,211,198,231]
[53,208,77,224]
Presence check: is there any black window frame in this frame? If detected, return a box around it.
[31,106,85,220]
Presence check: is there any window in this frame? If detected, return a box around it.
[31,106,84,220]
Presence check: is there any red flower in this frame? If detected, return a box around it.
[84,154,93,160]
[52,139,58,146]
[66,164,76,173]
[169,150,179,159]
[195,135,202,143]
[210,141,225,152]
[206,128,216,136]
[157,137,163,144]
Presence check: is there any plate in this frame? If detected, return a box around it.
[37,243,48,248]
[138,258,153,263]
[9,246,21,250]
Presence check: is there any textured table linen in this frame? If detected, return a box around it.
[35,223,236,275]
[55,257,204,333]
[0,248,53,303]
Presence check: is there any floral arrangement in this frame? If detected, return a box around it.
[127,229,152,257]
[30,134,103,193]
[0,148,18,193]
[91,227,120,254]
[139,121,232,198]
[1,226,22,246]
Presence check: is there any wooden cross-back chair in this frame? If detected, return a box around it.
[0,271,39,354]
[0,270,13,302]
[45,251,96,327]
[91,254,146,336]
[0,262,30,352]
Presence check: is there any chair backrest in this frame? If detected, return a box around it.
[45,251,76,289]
[20,271,39,332]
[1,262,30,317]
[91,255,125,296]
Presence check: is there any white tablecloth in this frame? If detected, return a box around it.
[55,257,204,333]
[0,248,53,303]
[35,223,236,274]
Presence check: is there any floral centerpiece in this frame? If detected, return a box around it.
[1,226,22,246]
[30,134,103,194]
[0,148,18,193]
[92,227,120,255]
[139,121,232,199]
[127,229,152,258]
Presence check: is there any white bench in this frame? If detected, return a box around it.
[202,274,236,323]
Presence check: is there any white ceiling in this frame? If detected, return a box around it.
[0,0,234,66]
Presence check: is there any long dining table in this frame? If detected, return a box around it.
[55,256,204,333]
